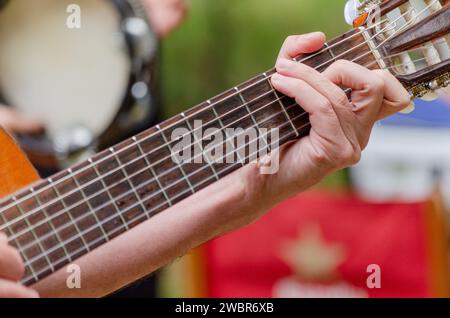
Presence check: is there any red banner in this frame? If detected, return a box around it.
[206,192,434,298]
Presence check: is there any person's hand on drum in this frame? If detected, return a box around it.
[0,232,39,298]
[0,106,44,135]
[143,0,188,38]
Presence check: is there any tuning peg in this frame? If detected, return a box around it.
[344,0,360,25]
[420,91,439,101]
[400,101,415,114]
[435,74,450,96]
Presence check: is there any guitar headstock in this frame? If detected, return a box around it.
[349,0,450,100]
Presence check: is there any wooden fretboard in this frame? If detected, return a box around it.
[0,28,378,286]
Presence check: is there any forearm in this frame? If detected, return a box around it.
[32,164,269,298]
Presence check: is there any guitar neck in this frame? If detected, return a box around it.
[0,28,378,286]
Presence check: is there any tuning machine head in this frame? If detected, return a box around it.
[409,73,450,101]
[345,0,384,26]
[436,73,450,96]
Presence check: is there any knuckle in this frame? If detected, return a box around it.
[283,35,296,46]
[331,59,350,71]
[341,143,361,166]
[296,63,314,77]
[316,99,334,115]
[368,74,385,94]
[399,90,412,109]
[335,91,350,108]
[310,147,332,167]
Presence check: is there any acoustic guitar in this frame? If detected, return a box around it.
[0,0,449,287]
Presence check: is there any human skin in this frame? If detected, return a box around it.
[0,32,410,297]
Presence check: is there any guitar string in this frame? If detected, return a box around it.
[0,5,419,232]
[3,6,433,257]
[4,48,433,247]
[13,51,433,255]
[14,93,312,253]
[4,4,432,260]
[21,9,438,263]
[5,27,423,245]
[21,47,435,280]
[18,2,440,279]
[3,88,302,240]
[5,1,438,272]
[0,10,406,215]
[20,101,313,282]
[4,0,438,227]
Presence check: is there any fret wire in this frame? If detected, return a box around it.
[154,126,176,206]
[10,93,296,247]
[5,89,278,238]
[181,113,220,181]
[20,89,358,258]
[0,76,269,218]
[1,204,39,283]
[264,72,299,138]
[69,168,110,243]
[110,149,149,218]
[16,194,54,272]
[160,119,196,194]
[234,86,269,152]
[324,43,338,63]
[28,188,67,270]
[22,111,304,282]
[2,35,366,231]
[49,179,90,253]
[8,10,420,280]
[3,12,396,245]
[0,210,10,237]
[14,11,422,282]
[0,213,8,232]
[90,157,129,232]
[21,100,306,270]
[0,23,386,217]
[133,136,173,208]
[11,196,40,281]
[209,100,245,166]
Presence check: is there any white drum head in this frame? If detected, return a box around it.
[0,0,131,138]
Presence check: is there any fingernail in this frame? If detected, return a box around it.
[271,73,287,86]
[276,59,296,71]
[302,31,326,41]
[271,73,282,83]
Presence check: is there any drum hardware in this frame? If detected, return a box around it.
[0,0,160,170]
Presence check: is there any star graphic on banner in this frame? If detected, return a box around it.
[279,223,347,282]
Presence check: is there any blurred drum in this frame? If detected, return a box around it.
[0,0,158,169]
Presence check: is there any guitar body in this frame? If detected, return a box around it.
[0,128,40,198]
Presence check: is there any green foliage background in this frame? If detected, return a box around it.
[160,0,348,117]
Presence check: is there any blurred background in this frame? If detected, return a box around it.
[1,0,449,298]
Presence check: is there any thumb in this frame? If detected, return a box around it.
[9,116,44,134]
[0,107,44,134]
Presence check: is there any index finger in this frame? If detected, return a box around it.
[371,69,412,119]
[278,32,326,60]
